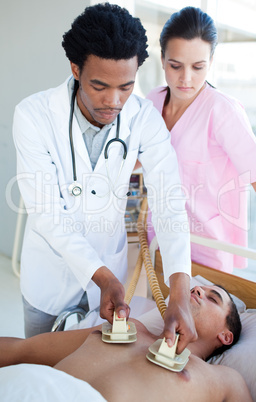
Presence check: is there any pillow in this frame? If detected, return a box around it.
[209,311,256,401]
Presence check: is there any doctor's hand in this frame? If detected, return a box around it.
[92,266,130,324]
[163,273,197,355]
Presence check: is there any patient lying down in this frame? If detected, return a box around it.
[0,285,252,402]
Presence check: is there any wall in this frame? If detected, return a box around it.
[0,0,90,257]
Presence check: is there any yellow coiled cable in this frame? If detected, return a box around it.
[124,198,167,318]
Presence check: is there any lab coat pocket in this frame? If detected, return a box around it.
[109,148,138,184]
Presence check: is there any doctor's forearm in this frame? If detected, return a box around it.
[92,265,116,288]
[92,266,126,303]
[168,272,191,301]
[163,272,197,353]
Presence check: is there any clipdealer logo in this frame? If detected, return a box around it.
[5,170,252,232]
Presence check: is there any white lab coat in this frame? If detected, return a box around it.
[13,77,190,315]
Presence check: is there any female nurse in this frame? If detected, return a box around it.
[146,6,256,273]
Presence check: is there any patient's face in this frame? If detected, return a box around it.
[190,285,231,339]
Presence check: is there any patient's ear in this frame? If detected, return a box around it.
[217,330,233,346]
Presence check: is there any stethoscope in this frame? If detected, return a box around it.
[68,80,130,198]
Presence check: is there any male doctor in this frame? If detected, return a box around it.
[13,3,196,351]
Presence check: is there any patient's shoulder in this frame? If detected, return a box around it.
[185,357,251,401]
[207,363,252,401]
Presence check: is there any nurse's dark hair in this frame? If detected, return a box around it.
[160,6,218,58]
[207,284,242,360]
[62,2,148,71]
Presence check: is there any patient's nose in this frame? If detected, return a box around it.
[192,286,205,299]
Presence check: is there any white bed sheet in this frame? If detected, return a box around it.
[0,364,106,402]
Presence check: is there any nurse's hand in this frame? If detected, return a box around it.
[163,273,197,354]
[92,266,130,324]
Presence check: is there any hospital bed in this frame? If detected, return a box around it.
[1,261,255,401]
[2,200,256,401]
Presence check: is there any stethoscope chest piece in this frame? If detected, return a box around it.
[68,181,82,196]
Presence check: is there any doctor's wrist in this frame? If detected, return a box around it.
[168,272,191,300]
[92,265,117,290]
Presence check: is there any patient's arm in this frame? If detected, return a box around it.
[0,327,98,368]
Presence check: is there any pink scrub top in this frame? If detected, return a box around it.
[147,83,256,272]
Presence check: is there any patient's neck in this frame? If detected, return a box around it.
[188,339,216,361]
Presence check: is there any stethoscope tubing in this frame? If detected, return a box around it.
[69,80,79,182]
